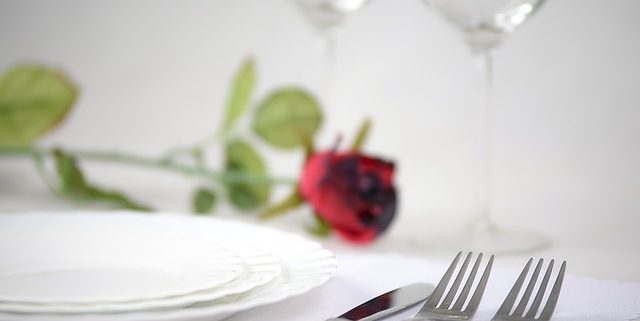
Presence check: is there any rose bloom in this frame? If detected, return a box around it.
[299,151,397,244]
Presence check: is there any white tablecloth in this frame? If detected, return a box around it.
[230,253,640,321]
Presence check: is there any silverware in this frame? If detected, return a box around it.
[404,252,494,321]
[492,258,567,321]
[327,283,435,321]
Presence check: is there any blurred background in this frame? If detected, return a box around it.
[1,0,639,280]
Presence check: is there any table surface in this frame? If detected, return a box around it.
[228,253,640,321]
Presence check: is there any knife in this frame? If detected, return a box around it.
[326,283,435,321]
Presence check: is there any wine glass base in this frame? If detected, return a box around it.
[432,222,550,255]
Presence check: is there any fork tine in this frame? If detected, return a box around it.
[495,258,533,316]
[452,253,483,310]
[423,252,462,309]
[539,261,567,320]
[464,254,494,313]
[513,258,544,316]
[525,259,555,318]
[440,252,473,309]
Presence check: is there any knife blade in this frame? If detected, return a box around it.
[327,283,435,321]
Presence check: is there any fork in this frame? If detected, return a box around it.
[492,258,567,321]
[404,252,494,321]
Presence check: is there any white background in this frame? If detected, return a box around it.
[1,0,639,281]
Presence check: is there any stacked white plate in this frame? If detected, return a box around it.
[0,211,338,321]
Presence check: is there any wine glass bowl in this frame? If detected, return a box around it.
[424,0,546,51]
[294,0,370,32]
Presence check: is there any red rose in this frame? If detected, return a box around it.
[299,151,397,244]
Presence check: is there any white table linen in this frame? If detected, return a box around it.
[231,253,640,321]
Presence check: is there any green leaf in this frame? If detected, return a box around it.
[351,118,371,151]
[54,148,89,197]
[53,149,151,211]
[260,187,304,219]
[0,65,77,147]
[306,213,332,237]
[193,188,217,214]
[222,58,255,134]
[224,140,270,210]
[253,88,323,149]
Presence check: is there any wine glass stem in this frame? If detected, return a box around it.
[324,28,337,68]
[321,27,338,105]
[478,49,494,229]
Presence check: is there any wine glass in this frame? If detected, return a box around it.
[293,0,371,84]
[423,0,549,253]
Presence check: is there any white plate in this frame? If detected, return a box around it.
[0,245,282,314]
[0,214,245,304]
[0,211,337,321]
